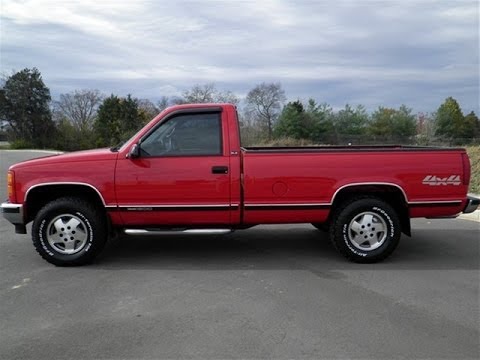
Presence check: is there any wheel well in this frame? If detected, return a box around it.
[25,185,105,223]
[330,184,411,236]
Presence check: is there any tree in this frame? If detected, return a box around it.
[54,89,103,133]
[182,83,216,103]
[0,68,55,148]
[305,99,335,142]
[393,105,417,138]
[137,99,159,123]
[332,104,369,139]
[274,99,334,141]
[416,112,436,138]
[181,83,240,105]
[155,96,185,112]
[245,82,286,139]
[53,117,78,151]
[157,96,171,112]
[52,89,103,150]
[214,89,240,106]
[121,94,143,135]
[94,94,145,147]
[368,107,394,138]
[274,100,308,139]
[435,97,466,139]
[415,112,437,145]
[368,105,416,141]
[238,109,267,146]
[461,111,479,139]
[95,95,123,147]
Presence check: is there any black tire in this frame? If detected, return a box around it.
[32,197,107,266]
[311,223,329,232]
[330,197,401,263]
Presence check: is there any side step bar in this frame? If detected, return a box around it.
[124,229,232,235]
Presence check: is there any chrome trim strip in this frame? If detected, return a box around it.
[111,204,239,212]
[244,203,331,211]
[117,204,234,208]
[408,200,462,205]
[25,182,107,206]
[426,215,459,219]
[244,203,330,207]
[331,182,409,203]
[125,229,148,234]
[124,228,232,235]
[185,229,232,234]
[1,203,23,210]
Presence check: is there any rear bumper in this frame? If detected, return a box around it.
[1,202,24,225]
[463,195,480,214]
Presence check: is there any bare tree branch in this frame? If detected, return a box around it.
[245,82,286,139]
[54,89,104,132]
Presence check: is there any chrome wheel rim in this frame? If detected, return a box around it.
[46,214,88,255]
[348,211,387,251]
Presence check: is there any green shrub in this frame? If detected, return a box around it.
[9,139,33,149]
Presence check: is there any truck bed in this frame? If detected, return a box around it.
[242,145,465,153]
[240,145,468,224]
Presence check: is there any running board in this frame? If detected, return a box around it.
[124,228,232,235]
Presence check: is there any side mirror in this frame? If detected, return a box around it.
[127,143,140,159]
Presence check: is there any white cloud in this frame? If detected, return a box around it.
[0,0,478,112]
[2,0,141,38]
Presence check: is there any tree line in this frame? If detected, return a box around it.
[0,68,478,151]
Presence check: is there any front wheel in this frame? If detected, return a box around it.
[330,197,401,263]
[32,197,107,266]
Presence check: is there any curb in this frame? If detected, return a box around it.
[458,210,480,223]
[1,149,63,154]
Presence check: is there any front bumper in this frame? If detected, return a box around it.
[1,202,24,224]
[463,195,480,214]
[1,202,27,234]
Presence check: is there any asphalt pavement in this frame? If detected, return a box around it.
[0,150,479,359]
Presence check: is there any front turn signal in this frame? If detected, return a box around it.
[7,171,16,202]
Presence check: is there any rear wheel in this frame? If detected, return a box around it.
[330,197,401,263]
[32,197,107,266]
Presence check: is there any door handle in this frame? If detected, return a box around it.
[212,166,228,174]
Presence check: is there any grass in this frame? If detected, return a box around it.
[0,141,11,150]
[466,146,480,194]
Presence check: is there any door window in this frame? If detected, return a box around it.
[140,112,222,157]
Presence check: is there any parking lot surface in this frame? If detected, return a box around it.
[0,150,479,359]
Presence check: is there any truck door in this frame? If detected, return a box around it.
[114,109,233,226]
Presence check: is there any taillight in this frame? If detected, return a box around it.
[7,170,16,202]
[462,153,471,187]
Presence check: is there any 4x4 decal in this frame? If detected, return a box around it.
[422,175,461,186]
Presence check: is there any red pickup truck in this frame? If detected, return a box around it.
[2,103,479,266]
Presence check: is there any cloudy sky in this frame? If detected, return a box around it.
[1,0,478,113]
